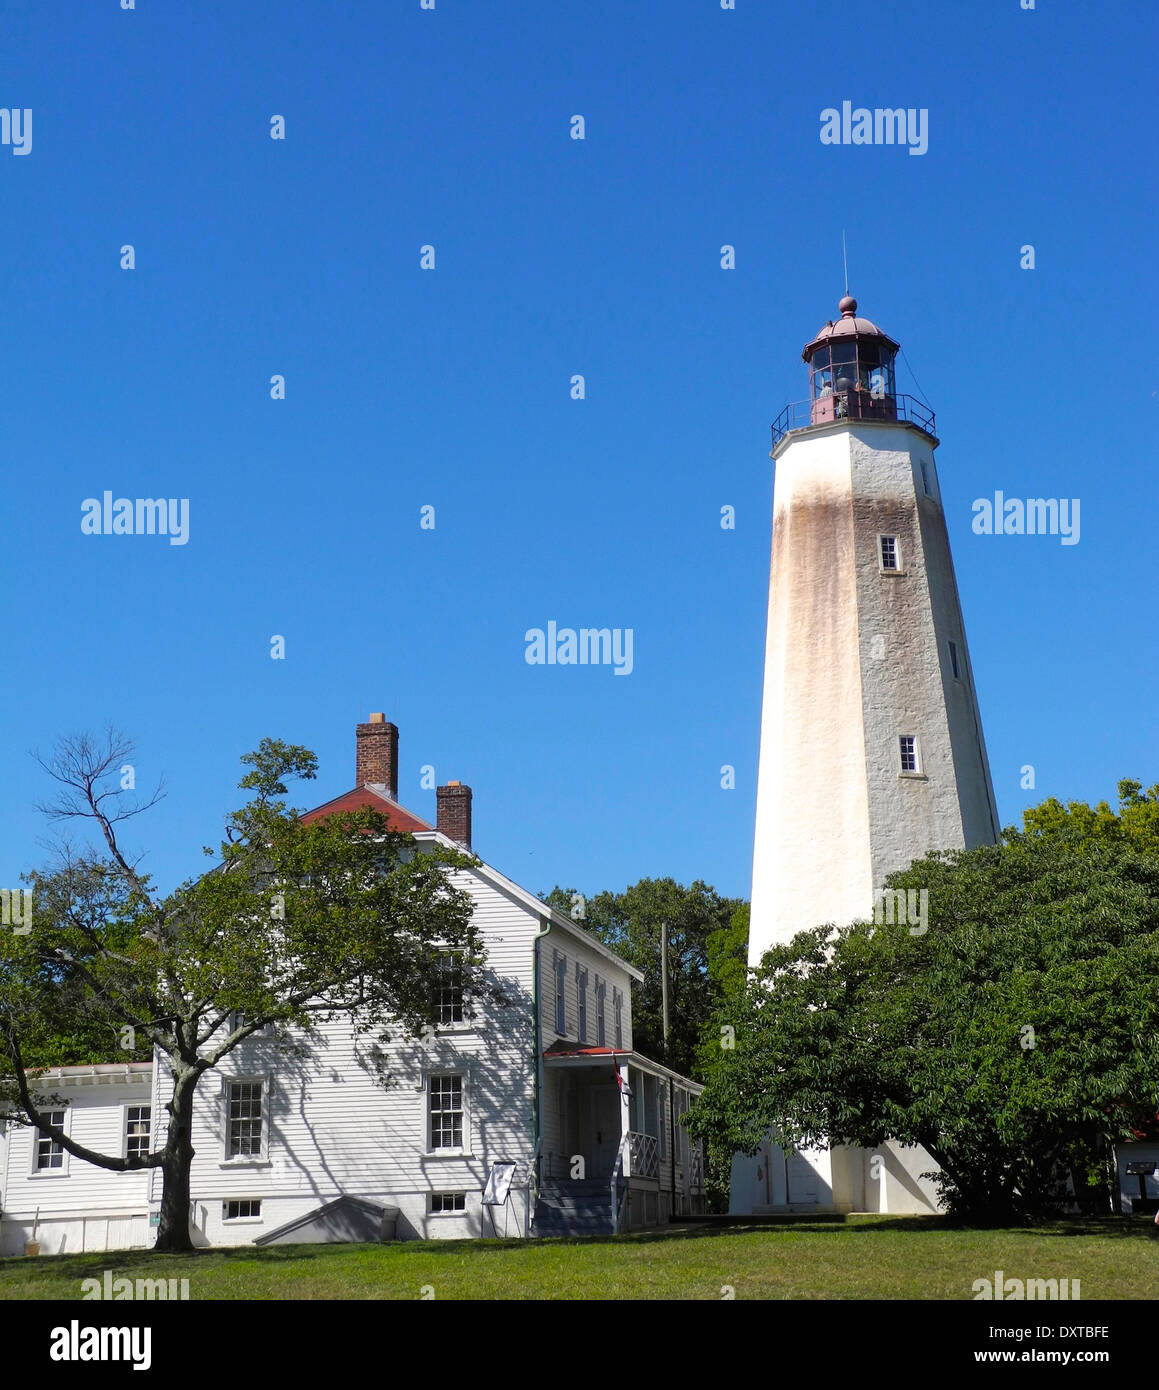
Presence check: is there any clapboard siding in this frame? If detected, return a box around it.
[155,866,544,1243]
[542,924,635,1052]
[0,1078,152,1255]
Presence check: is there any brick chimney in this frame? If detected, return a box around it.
[356,713,398,798]
[437,781,472,848]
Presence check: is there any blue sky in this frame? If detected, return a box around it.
[1,0,1155,906]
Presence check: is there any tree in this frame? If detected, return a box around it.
[686,787,1159,1220]
[695,902,750,1208]
[1020,779,1159,856]
[0,730,486,1252]
[541,878,744,1078]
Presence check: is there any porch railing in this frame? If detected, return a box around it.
[610,1133,630,1234]
[542,1150,576,1180]
[627,1130,659,1180]
[529,1136,542,1209]
[689,1142,704,1191]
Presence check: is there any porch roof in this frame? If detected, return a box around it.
[29,1061,154,1088]
[542,1043,703,1093]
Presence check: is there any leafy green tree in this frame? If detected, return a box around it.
[695,902,750,1208]
[687,787,1159,1220]
[1020,779,1159,856]
[0,730,485,1252]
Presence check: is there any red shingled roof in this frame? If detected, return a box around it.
[300,786,432,834]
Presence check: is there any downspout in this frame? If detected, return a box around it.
[531,916,552,1212]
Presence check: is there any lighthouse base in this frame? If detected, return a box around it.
[729,1138,942,1216]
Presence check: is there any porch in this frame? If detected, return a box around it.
[538,1047,705,1232]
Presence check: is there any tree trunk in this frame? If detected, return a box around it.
[153,1068,199,1253]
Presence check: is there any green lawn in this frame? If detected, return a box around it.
[2,1217,1156,1300]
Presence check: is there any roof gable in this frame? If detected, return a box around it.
[300,786,432,834]
[299,790,643,983]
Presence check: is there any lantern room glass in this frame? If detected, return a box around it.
[810,342,895,402]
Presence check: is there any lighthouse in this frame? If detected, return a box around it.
[732,295,1000,1215]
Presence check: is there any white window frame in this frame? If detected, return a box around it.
[878,534,903,575]
[553,950,567,1037]
[576,965,588,1044]
[433,948,468,1030]
[898,734,924,778]
[221,1074,271,1166]
[123,1102,152,1161]
[222,1198,263,1224]
[230,1010,272,1038]
[429,1191,467,1215]
[424,1070,470,1158]
[30,1107,70,1178]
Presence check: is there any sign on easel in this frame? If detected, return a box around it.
[483,1162,517,1206]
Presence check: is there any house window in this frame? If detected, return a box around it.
[430,1192,466,1214]
[554,952,567,1036]
[434,952,464,1026]
[899,735,919,774]
[613,988,623,1049]
[35,1111,66,1170]
[226,1081,264,1158]
[920,460,930,495]
[879,535,899,571]
[126,1105,151,1160]
[577,966,588,1044]
[223,1199,261,1221]
[429,1074,463,1151]
[596,978,606,1047]
[231,1011,271,1037]
[948,640,961,679]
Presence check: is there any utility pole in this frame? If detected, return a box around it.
[660,921,669,1054]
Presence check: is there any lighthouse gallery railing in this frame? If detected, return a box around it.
[771,393,936,449]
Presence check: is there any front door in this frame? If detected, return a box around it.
[590,1085,620,1179]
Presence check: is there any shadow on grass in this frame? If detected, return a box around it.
[4,1215,1154,1274]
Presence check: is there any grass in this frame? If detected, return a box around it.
[1,1216,1157,1300]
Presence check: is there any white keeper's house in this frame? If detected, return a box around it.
[0,714,705,1256]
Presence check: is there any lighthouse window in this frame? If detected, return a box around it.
[879,535,899,571]
[949,641,961,679]
[899,736,919,774]
[831,344,857,395]
[920,460,930,495]
[857,343,880,391]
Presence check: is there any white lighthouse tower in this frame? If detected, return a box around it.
[731,294,1000,1215]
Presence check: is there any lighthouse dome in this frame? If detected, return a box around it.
[804,296,899,356]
